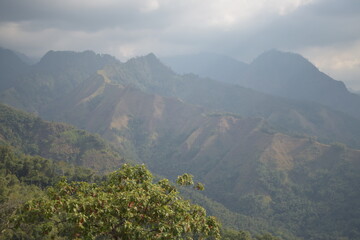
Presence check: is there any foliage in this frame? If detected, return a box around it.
[0,145,96,187]
[7,164,221,239]
[2,50,360,240]
[0,103,124,172]
[0,145,98,239]
[236,157,360,240]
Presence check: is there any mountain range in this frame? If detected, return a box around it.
[163,50,360,120]
[0,47,360,239]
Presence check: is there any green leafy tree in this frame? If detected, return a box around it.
[8,164,220,239]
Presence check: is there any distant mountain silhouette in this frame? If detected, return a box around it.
[163,52,248,83]
[244,50,360,119]
[164,50,360,120]
[0,47,29,91]
[0,50,119,113]
[112,53,360,149]
[36,50,118,74]
[13,50,39,65]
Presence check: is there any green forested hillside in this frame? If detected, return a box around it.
[0,103,124,172]
[0,145,97,238]
[180,187,298,240]
[40,72,360,239]
[1,49,360,239]
[0,144,283,240]
[1,159,222,240]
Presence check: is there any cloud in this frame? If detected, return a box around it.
[210,0,360,60]
[0,0,312,30]
[0,0,359,89]
[301,40,360,89]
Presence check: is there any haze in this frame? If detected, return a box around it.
[0,0,359,90]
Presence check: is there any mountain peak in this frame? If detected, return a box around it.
[40,50,95,60]
[0,47,28,66]
[141,52,164,65]
[145,52,157,59]
[128,52,160,63]
[143,52,166,66]
[39,50,117,64]
[252,49,318,72]
[0,47,30,91]
[127,52,174,75]
[36,50,119,72]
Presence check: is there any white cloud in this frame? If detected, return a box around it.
[301,41,360,90]
[0,0,359,90]
[140,0,160,12]
[157,0,315,30]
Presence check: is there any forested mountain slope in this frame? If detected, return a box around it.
[42,66,360,240]
[1,49,360,239]
[0,104,289,239]
[2,49,360,149]
[0,103,124,172]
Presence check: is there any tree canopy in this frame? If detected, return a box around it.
[7,164,220,239]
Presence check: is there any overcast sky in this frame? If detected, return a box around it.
[0,0,359,90]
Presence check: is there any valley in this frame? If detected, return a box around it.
[0,48,359,239]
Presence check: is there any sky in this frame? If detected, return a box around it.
[0,0,359,90]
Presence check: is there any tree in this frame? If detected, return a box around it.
[7,164,220,239]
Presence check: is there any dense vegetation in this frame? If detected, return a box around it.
[1,48,360,239]
[0,103,124,172]
[0,145,96,238]
[236,155,360,240]
[0,146,280,239]
[0,105,284,239]
[4,164,220,239]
